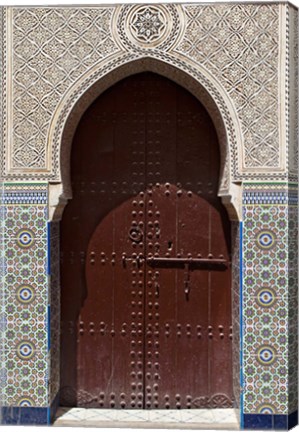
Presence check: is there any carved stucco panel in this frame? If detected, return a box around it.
[7,7,120,173]
[1,3,290,181]
[0,8,3,182]
[175,4,282,171]
[288,4,299,179]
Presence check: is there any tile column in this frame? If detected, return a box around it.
[0,182,50,425]
[242,182,298,430]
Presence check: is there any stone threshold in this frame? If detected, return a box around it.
[54,407,239,429]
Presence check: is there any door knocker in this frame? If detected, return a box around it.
[129,227,143,243]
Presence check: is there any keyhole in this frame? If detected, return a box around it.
[168,241,173,250]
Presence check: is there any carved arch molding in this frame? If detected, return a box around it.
[49,54,242,221]
[1,3,293,219]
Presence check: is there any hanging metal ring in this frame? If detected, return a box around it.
[129,227,143,243]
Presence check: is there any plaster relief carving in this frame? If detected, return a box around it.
[47,53,242,201]
[175,4,281,171]
[46,52,245,220]
[114,4,184,52]
[0,4,292,181]
[288,5,298,179]
[7,7,119,173]
[129,5,167,44]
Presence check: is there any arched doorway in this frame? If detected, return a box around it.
[60,72,233,409]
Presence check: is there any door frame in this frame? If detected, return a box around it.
[48,55,243,421]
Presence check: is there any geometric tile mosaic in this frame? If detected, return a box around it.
[48,221,60,406]
[242,182,298,417]
[287,185,298,416]
[231,221,241,414]
[0,182,49,408]
[0,180,297,426]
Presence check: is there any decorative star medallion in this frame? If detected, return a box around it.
[130,6,166,44]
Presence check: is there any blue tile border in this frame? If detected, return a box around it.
[239,221,244,429]
[243,191,288,205]
[1,406,48,425]
[1,191,48,205]
[242,182,298,206]
[243,412,298,430]
[0,397,61,425]
[244,413,273,429]
[0,357,57,424]
[1,183,48,205]
[274,415,288,430]
[47,221,51,275]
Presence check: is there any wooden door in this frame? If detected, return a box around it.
[60,72,233,409]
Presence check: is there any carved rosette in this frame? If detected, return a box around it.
[114,4,184,51]
[130,6,167,44]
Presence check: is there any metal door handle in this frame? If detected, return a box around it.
[146,256,228,300]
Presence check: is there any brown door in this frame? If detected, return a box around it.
[60,72,233,409]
